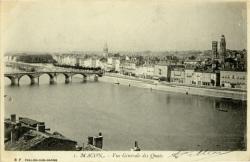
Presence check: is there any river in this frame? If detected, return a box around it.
[4,70,246,151]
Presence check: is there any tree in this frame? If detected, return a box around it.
[189,55,196,60]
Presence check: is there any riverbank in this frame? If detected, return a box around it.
[6,74,247,150]
[98,74,247,101]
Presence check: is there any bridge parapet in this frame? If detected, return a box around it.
[4,70,103,86]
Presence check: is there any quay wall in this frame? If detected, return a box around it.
[98,74,247,101]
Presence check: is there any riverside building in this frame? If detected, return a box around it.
[135,64,154,79]
[106,57,120,72]
[220,70,247,89]
[184,68,195,85]
[120,61,137,76]
[191,70,219,87]
[154,64,171,81]
[170,67,185,84]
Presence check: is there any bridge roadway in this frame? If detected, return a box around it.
[4,70,103,86]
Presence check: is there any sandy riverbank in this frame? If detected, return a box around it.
[98,75,247,101]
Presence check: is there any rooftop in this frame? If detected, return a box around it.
[5,129,77,151]
[84,144,103,151]
[19,117,42,127]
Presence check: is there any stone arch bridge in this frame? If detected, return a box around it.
[4,71,103,86]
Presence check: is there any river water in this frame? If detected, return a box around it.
[4,70,246,151]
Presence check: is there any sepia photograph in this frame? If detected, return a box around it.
[0,0,249,161]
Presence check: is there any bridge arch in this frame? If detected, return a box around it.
[62,73,71,78]
[38,73,56,84]
[53,73,72,84]
[4,75,15,80]
[71,73,87,83]
[4,75,17,85]
[39,72,55,79]
[18,74,37,85]
[71,73,87,78]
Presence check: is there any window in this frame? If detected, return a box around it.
[159,69,162,75]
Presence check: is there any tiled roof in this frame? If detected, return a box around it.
[194,69,214,73]
[5,130,77,151]
[84,144,103,151]
[155,63,169,66]
[19,117,41,126]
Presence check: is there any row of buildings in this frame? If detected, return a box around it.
[52,55,102,68]
[51,53,246,89]
[4,35,247,90]
[123,62,246,89]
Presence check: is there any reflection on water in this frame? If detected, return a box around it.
[4,75,246,151]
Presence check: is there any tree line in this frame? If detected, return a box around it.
[54,63,102,71]
[16,54,57,63]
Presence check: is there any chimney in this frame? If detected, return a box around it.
[10,114,16,122]
[10,130,18,143]
[135,141,138,148]
[36,123,45,132]
[82,143,85,151]
[93,132,103,149]
[131,141,141,151]
[10,125,20,143]
[88,136,93,145]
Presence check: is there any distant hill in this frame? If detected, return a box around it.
[5,50,209,58]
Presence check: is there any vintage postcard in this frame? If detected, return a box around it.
[0,0,249,161]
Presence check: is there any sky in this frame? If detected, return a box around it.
[1,0,247,53]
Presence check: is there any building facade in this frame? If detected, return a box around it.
[220,71,246,89]
[170,68,185,83]
[120,61,136,76]
[135,65,154,79]
[106,57,120,72]
[154,64,171,81]
[184,69,195,85]
[192,71,218,86]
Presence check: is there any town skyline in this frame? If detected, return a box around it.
[4,34,247,55]
[2,1,247,53]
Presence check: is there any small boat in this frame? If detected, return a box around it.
[114,79,120,85]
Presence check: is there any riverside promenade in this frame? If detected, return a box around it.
[99,73,247,101]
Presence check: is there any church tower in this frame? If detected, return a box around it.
[103,42,108,57]
[220,35,226,61]
[212,41,218,59]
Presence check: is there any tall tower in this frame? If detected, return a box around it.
[212,41,218,59]
[220,35,226,61]
[103,42,108,57]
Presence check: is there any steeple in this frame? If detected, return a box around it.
[103,42,108,57]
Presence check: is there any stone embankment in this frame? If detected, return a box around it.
[99,74,247,101]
